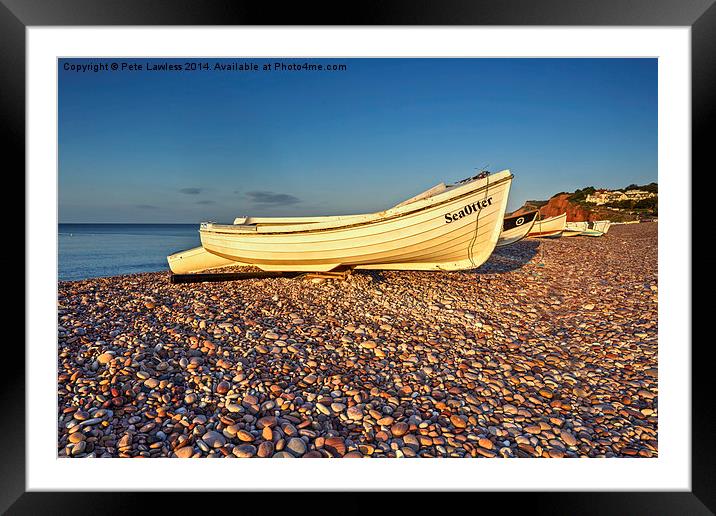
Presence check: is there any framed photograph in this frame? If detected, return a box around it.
[8,0,710,512]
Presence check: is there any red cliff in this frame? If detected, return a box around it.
[538,193,594,221]
[512,193,635,222]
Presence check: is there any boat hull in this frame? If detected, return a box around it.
[496,210,538,247]
[167,246,246,274]
[529,230,563,238]
[528,212,567,238]
[580,229,604,237]
[199,171,513,272]
[591,220,611,234]
[566,221,588,232]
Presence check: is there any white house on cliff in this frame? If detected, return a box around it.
[585,189,656,205]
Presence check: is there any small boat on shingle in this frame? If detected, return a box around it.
[169,170,514,273]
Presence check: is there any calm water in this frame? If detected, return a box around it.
[58,224,200,281]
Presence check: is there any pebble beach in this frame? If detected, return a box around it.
[57,222,658,458]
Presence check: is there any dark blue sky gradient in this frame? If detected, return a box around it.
[59,58,657,223]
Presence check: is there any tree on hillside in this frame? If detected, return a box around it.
[634,197,658,210]
[569,186,596,202]
[607,197,657,212]
[622,182,658,193]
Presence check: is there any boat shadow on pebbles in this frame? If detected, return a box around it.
[356,270,389,283]
[354,240,540,281]
[468,239,541,275]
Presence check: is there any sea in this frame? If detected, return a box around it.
[58,224,201,281]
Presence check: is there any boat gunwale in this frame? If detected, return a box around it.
[535,212,567,225]
[502,209,539,231]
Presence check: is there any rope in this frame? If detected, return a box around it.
[467,173,490,268]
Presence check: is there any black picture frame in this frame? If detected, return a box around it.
[6,0,710,513]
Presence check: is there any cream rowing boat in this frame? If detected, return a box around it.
[169,170,514,273]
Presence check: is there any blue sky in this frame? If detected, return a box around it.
[59,58,657,223]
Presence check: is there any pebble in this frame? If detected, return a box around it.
[236,430,254,442]
[257,441,275,457]
[560,430,578,447]
[71,441,86,456]
[450,415,467,429]
[68,432,86,444]
[391,422,409,437]
[257,416,277,428]
[226,403,242,413]
[143,378,159,389]
[346,406,364,421]
[175,446,194,458]
[478,438,494,450]
[202,431,226,448]
[324,437,346,457]
[97,353,113,365]
[73,410,89,421]
[216,381,230,394]
[233,444,257,458]
[286,437,307,457]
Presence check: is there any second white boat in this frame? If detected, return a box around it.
[528,212,567,238]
